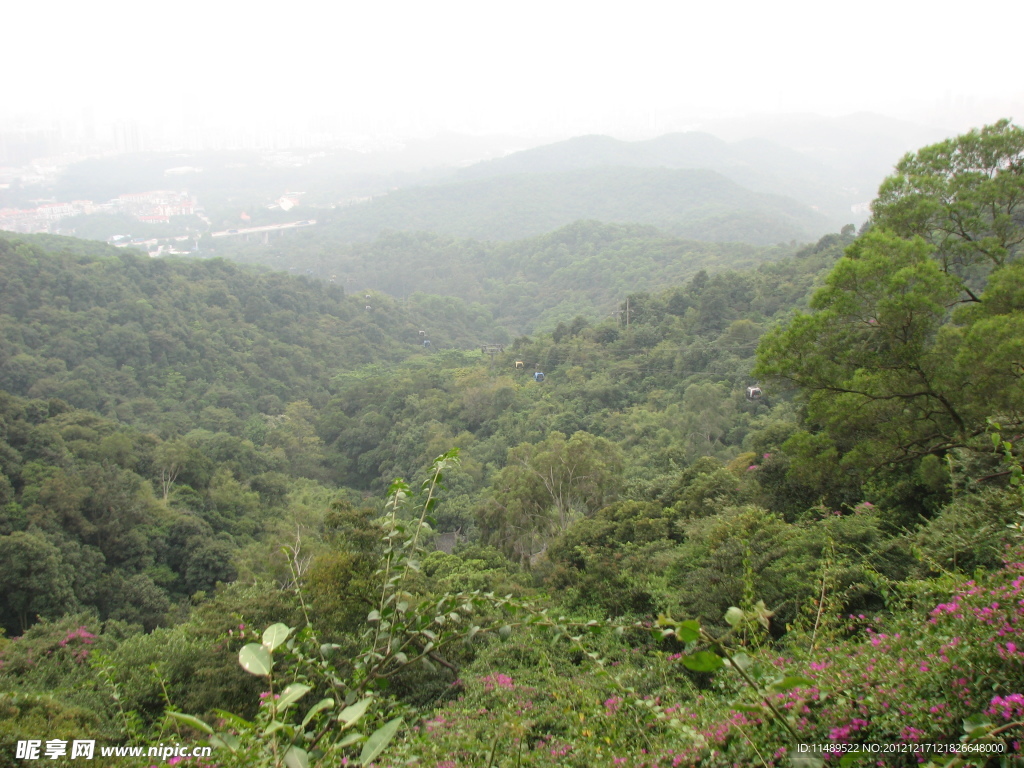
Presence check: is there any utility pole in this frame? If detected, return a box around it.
[481,344,504,367]
[615,298,632,328]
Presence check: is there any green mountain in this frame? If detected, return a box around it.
[456,131,860,221]
[316,166,837,245]
[0,233,502,436]
[4,123,1023,768]
[219,221,801,334]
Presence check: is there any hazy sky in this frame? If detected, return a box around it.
[5,0,1022,138]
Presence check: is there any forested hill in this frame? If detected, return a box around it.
[455,132,860,221]
[0,226,846,639]
[312,166,837,244]
[0,233,502,436]
[217,221,812,334]
[4,123,1023,767]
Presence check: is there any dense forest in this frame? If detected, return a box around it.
[216,221,803,333]
[1,121,1023,768]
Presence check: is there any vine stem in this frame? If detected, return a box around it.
[987,719,1024,738]
[701,629,802,743]
[371,482,407,663]
[810,539,834,652]
[732,721,771,768]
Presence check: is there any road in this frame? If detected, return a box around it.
[211,220,317,238]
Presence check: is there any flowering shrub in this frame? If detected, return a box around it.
[676,552,1024,765]
[58,626,96,663]
[381,552,1024,767]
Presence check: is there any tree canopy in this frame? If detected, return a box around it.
[756,120,1024,482]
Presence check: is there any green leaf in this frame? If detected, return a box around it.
[680,651,724,673]
[367,610,381,622]
[210,733,240,752]
[359,717,403,766]
[238,644,272,677]
[338,697,372,728]
[675,619,700,643]
[729,702,764,714]
[263,720,289,737]
[338,731,365,747]
[498,625,512,640]
[963,714,992,731]
[727,651,753,672]
[283,745,309,768]
[210,709,254,731]
[724,607,744,627]
[165,712,213,734]
[301,698,335,729]
[963,713,993,738]
[769,675,815,692]
[262,623,291,652]
[277,683,312,710]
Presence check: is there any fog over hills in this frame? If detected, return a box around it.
[454,130,861,221]
[319,165,837,245]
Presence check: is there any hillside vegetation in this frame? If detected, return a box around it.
[1,122,1023,768]
[304,166,835,245]
[217,220,804,333]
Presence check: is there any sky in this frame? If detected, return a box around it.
[4,0,1023,140]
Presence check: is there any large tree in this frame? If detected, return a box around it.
[755,121,1024,480]
[477,431,623,564]
[872,119,1024,286]
[0,531,76,633]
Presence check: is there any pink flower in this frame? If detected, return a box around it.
[481,674,515,691]
[987,694,1024,720]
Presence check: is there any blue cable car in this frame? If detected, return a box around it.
[534,372,545,382]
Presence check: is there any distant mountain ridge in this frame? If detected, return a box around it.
[454,131,862,221]
[320,165,836,245]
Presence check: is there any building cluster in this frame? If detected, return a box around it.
[116,191,197,222]
[0,190,197,233]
